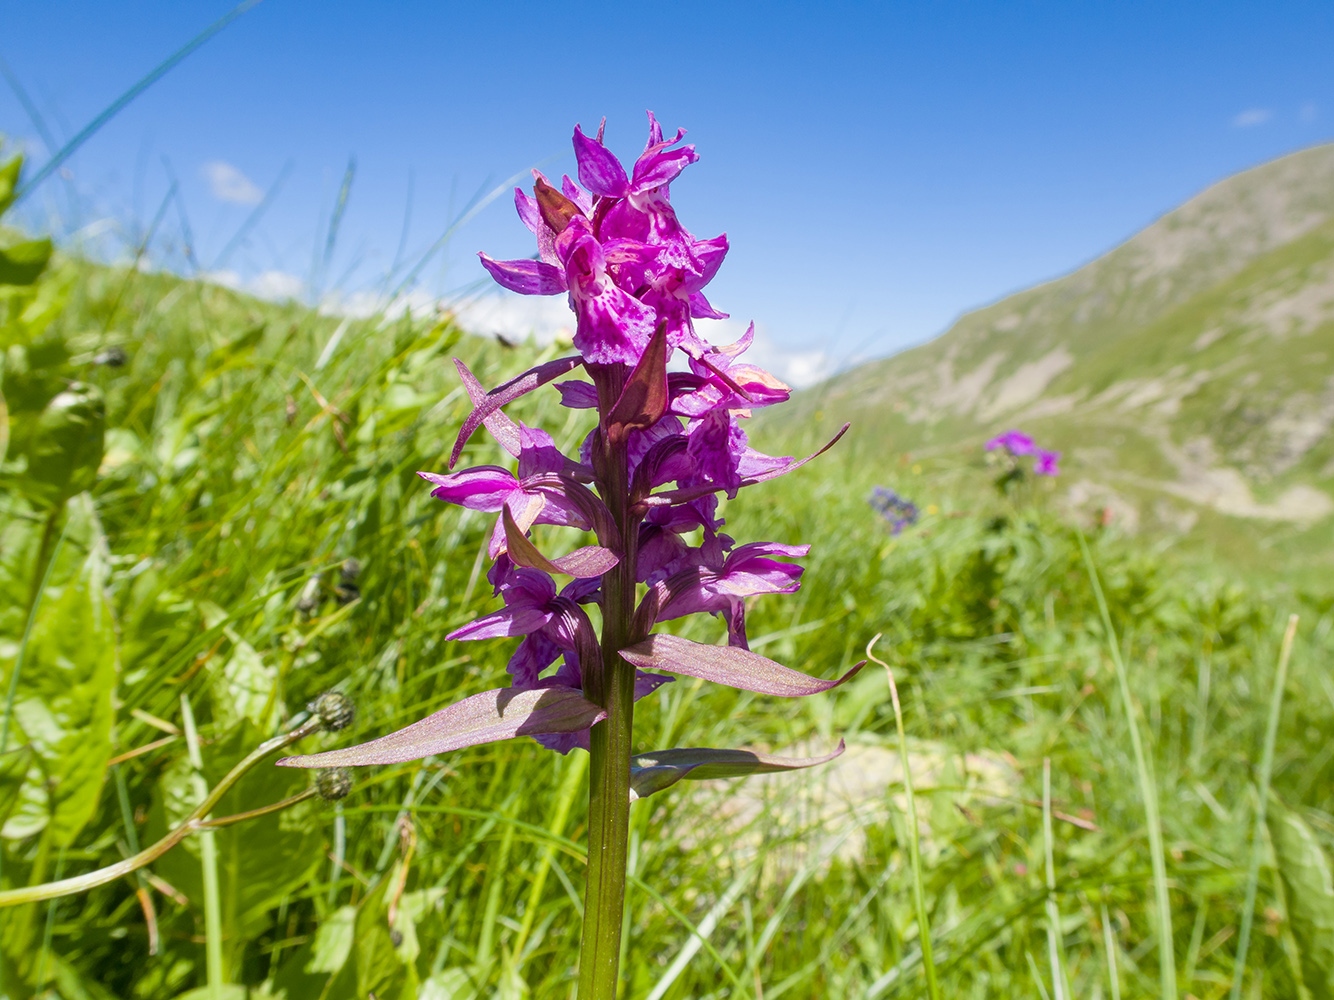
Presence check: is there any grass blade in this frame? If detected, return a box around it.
[1079,530,1176,999]
[867,634,941,1000]
[1228,613,1300,1000]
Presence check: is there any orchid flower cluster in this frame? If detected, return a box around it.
[869,486,920,535]
[280,114,854,997]
[986,429,1061,476]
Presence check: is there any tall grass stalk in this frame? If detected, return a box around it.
[181,695,224,1000]
[867,634,941,1000]
[1228,613,1300,1000]
[1043,758,1071,1000]
[1078,530,1176,999]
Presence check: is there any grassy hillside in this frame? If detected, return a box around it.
[2,242,1334,998]
[767,143,1334,584]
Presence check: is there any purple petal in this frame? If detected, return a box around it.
[620,634,865,697]
[446,605,554,642]
[986,430,1036,455]
[555,380,599,409]
[275,686,607,767]
[642,424,849,509]
[1033,449,1061,476]
[449,355,584,469]
[629,741,846,800]
[689,291,728,320]
[477,253,566,295]
[561,174,593,214]
[418,466,518,511]
[573,124,630,198]
[631,143,699,192]
[517,425,569,479]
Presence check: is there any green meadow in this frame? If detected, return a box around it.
[3,219,1334,998]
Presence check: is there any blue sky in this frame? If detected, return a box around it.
[3,1,1332,383]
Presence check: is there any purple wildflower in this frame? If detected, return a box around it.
[985,429,1036,455]
[986,428,1062,477]
[1033,448,1061,476]
[279,116,856,995]
[869,486,919,534]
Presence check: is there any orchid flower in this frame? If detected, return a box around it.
[278,114,852,1000]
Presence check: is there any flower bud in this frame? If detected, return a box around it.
[310,691,355,732]
[315,767,353,801]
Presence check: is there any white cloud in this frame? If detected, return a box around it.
[205,268,304,301]
[1300,102,1319,122]
[1232,108,1272,128]
[450,291,575,345]
[693,318,835,390]
[202,160,263,204]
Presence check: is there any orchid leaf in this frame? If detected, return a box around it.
[449,355,584,469]
[629,740,846,800]
[276,686,606,767]
[619,634,864,696]
[502,503,619,578]
[605,321,669,445]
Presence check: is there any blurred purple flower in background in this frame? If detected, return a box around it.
[986,428,1061,476]
[869,486,919,534]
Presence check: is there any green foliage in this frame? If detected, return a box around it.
[1269,798,1334,999]
[0,243,1331,999]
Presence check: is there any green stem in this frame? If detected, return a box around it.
[181,696,225,998]
[579,378,638,1000]
[0,716,322,908]
[868,636,940,1000]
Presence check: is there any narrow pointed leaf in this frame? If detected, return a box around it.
[276,687,606,767]
[449,355,584,469]
[629,741,846,800]
[620,633,864,696]
[605,321,669,445]
[455,358,523,458]
[502,504,619,578]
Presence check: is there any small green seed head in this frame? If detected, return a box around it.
[310,691,355,732]
[316,767,353,801]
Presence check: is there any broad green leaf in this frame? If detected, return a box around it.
[6,528,117,846]
[0,155,21,216]
[10,382,105,510]
[1269,798,1334,1000]
[0,747,31,829]
[420,969,477,1000]
[0,239,53,287]
[318,878,419,1000]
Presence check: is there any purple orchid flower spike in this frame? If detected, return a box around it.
[277,114,854,1000]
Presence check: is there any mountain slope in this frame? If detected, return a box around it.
[766,143,1334,577]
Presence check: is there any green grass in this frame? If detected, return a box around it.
[1,254,1334,999]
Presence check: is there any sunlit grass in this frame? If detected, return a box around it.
[1,254,1332,998]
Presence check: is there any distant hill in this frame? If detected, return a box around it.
[766,143,1334,579]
